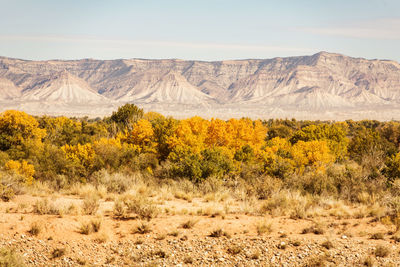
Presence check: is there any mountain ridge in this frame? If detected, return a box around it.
[1,51,400,120]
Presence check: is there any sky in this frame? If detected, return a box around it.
[0,0,399,61]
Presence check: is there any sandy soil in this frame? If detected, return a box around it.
[0,194,399,266]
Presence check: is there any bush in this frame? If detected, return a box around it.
[180,219,198,229]
[78,219,101,235]
[121,194,159,220]
[28,222,41,236]
[0,247,25,267]
[374,245,390,257]
[81,194,100,215]
[256,220,272,235]
[226,244,242,255]
[209,228,230,238]
[0,183,15,202]
[246,175,282,200]
[0,172,24,202]
[302,222,325,235]
[90,170,132,194]
[51,248,65,258]
[133,222,152,234]
[33,199,59,215]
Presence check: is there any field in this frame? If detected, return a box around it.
[1,173,400,266]
[1,105,400,266]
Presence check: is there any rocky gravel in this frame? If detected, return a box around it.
[1,233,399,266]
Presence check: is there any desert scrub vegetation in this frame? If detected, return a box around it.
[133,222,152,234]
[180,219,198,229]
[2,105,400,224]
[374,245,391,257]
[28,221,42,236]
[113,193,159,220]
[81,194,100,215]
[255,219,273,235]
[78,218,102,235]
[0,247,25,267]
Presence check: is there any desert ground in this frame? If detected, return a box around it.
[1,179,399,267]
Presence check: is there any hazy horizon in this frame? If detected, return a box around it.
[1,0,399,61]
[1,50,399,63]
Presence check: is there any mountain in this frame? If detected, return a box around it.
[0,78,21,100]
[1,52,400,120]
[21,70,107,103]
[116,71,214,104]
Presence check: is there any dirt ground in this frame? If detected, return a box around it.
[1,194,399,266]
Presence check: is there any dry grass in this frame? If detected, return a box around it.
[370,232,385,240]
[168,230,180,237]
[78,218,102,235]
[374,245,390,257]
[78,221,92,235]
[256,219,272,235]
[321,240,334,249]
[302,221,325,235]
[226,244,242,255]
[180,219,198,229]
[81,194,100,215]
[174,191,193,202]
[209,228,230,238]
[51,248,66,259]
[93,231,110,243]
[0,247,25,266]
[119,194,159,220]
[133,222,152,234]
[33,198,59,215]
[28,221,41,236]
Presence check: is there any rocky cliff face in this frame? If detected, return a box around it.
[0,52,400,120]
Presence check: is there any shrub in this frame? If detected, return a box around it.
[209,228,230,238]
[374,245,390,257]
[51,248,66,258]
[256,220,272,235]
[133,222,152,234]
[250,176,283,200]
[321,240,334,249]
[78,219,101,235]
[78,222,92,235]
[370,232,384,240]
[81,194,100,215]
[0,183,15,202]
[33,199,59,215]
[180,219,198,229]
[302,222,325,235]
[90,171,132,194]
[226,244,242,255]
[28,222,41,236]
[91,218,102,233]
[0,173,24,202]
[122,194,159,220]
[113,199,127,218]
[0,247,25,267]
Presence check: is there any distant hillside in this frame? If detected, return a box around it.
[1,52,400,120]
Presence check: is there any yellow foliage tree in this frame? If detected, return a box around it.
[124,119,155,153]
[261,137,293,177]
[291,140,334,174]
[167,117,209,159]
[5,160,35,184]
[0,110,46,157]
[61,143,96,177]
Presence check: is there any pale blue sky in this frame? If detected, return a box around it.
[0,0,399,61]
